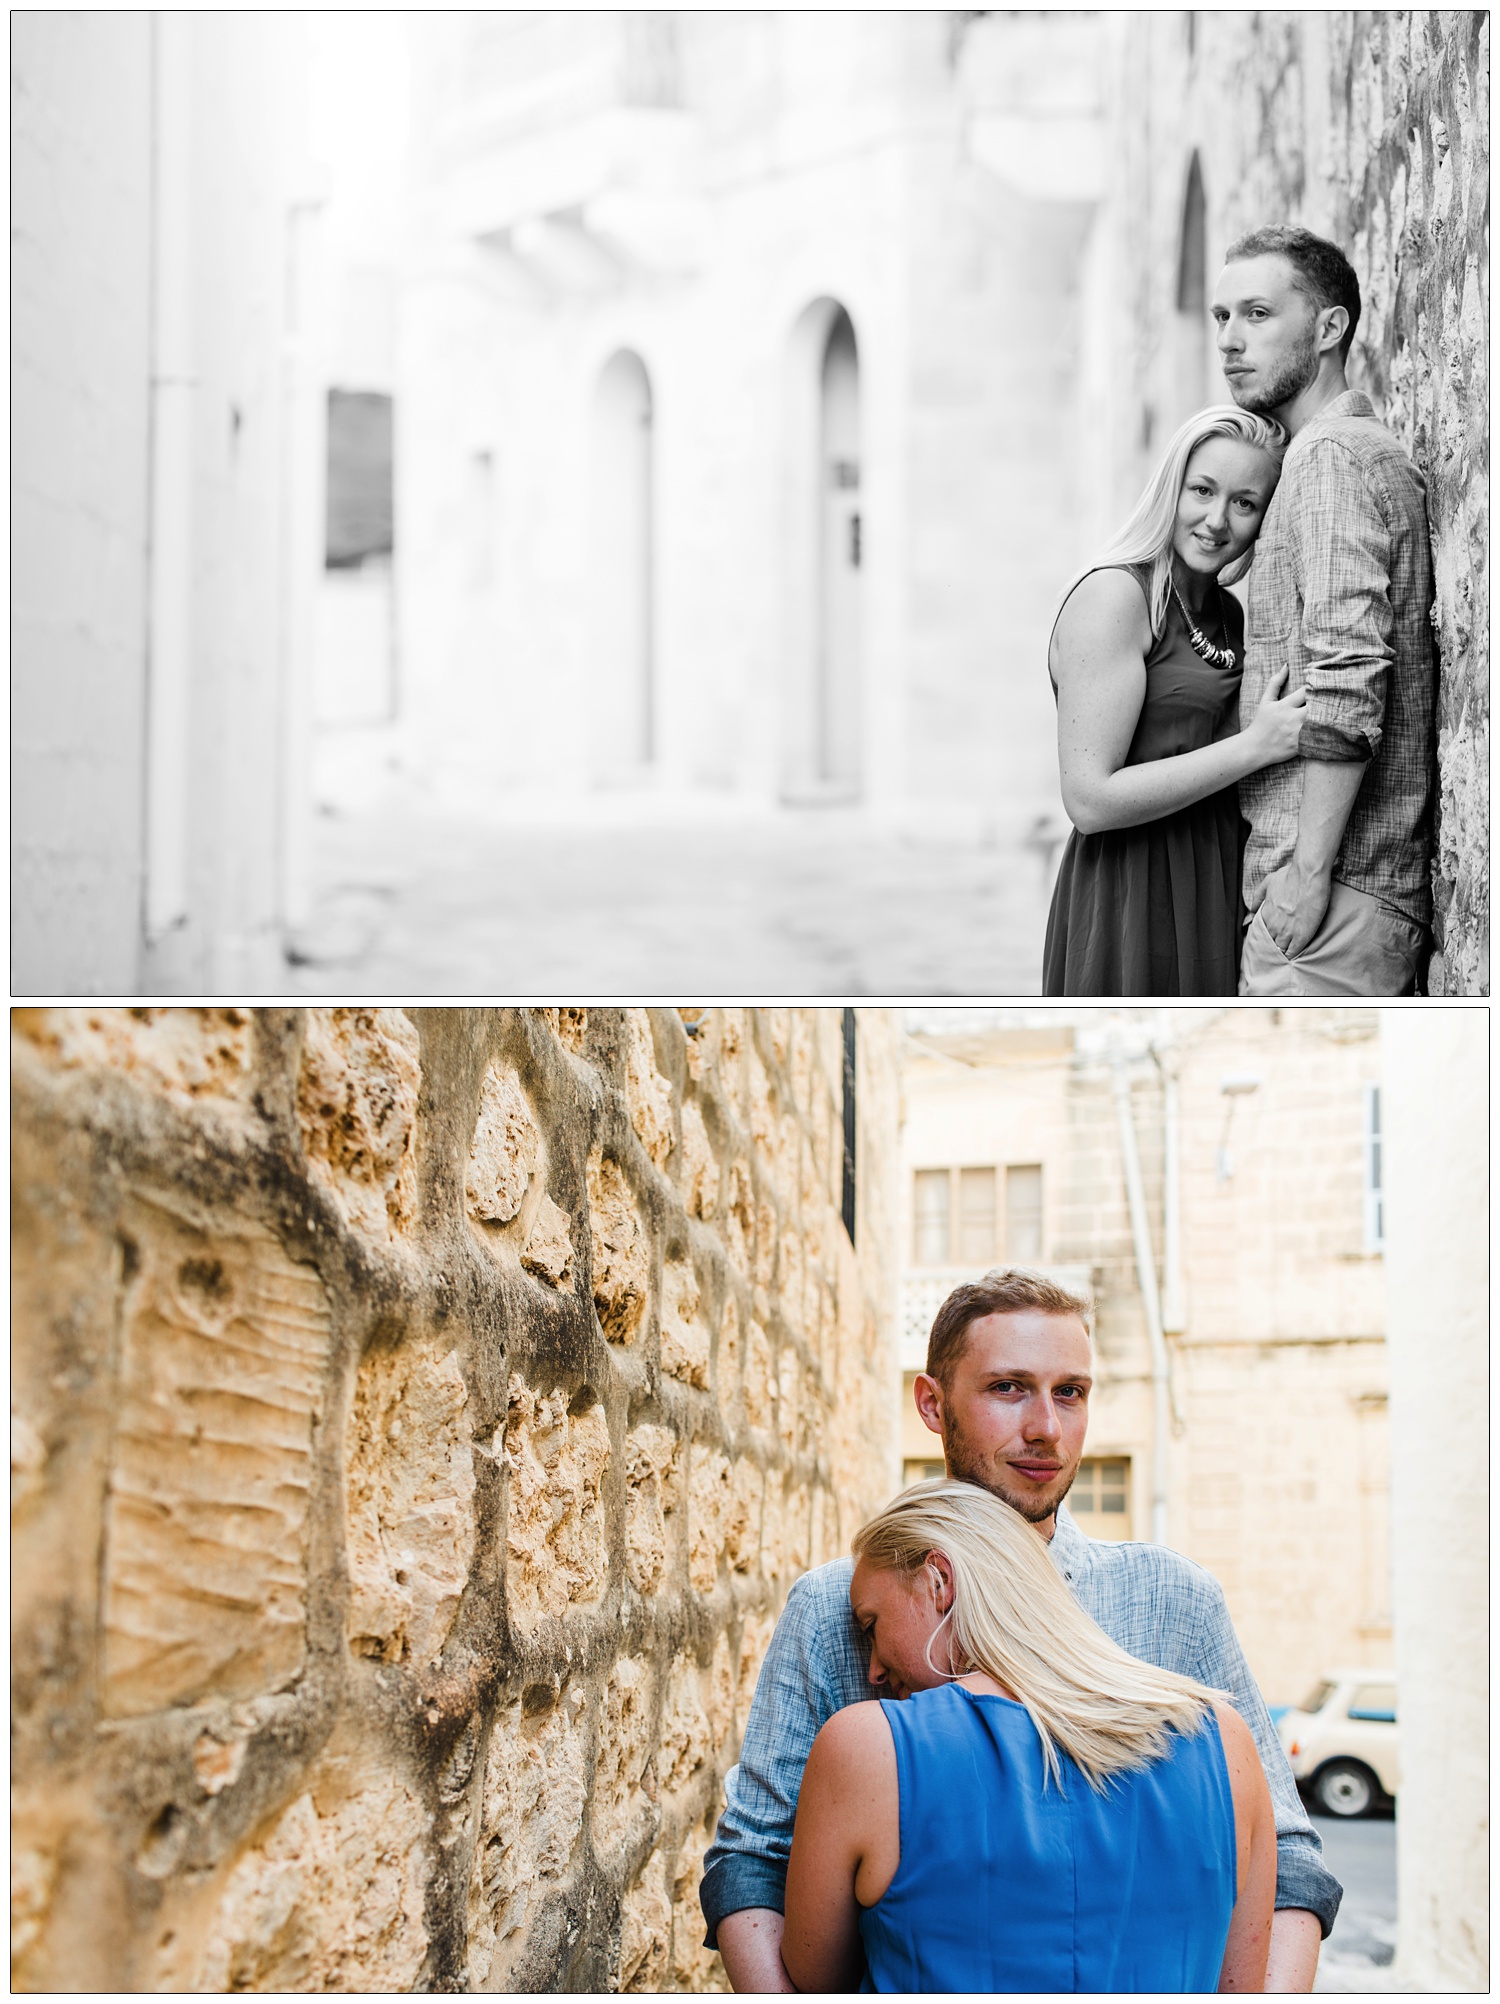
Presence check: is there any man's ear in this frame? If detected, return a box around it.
[913,1371,945,1438]
[1316,303,1349,356]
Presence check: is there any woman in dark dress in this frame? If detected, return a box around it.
[1043,407,1304,996]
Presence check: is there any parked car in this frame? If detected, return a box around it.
[1275,1669,1398,1816]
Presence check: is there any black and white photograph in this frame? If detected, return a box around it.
[12,11,1488,998]
[8,11,1490,2002]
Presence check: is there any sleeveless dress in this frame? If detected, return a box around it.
[857,1685,1237,1994]
[1043,564,1247,996]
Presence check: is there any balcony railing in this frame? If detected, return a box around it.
[899,1263,1095,1370]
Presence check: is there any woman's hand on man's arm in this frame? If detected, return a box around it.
[1054,572,1304,834]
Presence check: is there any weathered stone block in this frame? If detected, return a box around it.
[625,1423,682,1596]
[298,1007,420,1238]
[593,1655,653,1856]
[661,1252,711,1389]
[726,1458,763,1577]
[687,1447,733,1594]
[659,1652,711,1804]
[588,1151,650,1345]
[466,1693,588,1988]
[668,1817,730,1992]
[467,1061,540,1225]
[197,1773,429,1991]
[503,1378,611,1633]
[345,1343,476,1667]
[624,1010,675,1170]
[14,1006,254,1103]
[618,1853,672,1992]
[680,1098,718,1220]
[101,1197,332,1718]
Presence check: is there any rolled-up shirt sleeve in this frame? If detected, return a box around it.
[698,1568,852,1946]
[1187,1571,1344,1937]
[1292,440,1395,764]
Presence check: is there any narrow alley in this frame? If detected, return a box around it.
[288,797,1058,995]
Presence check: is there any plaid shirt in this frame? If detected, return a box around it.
[1238,389,1437,927]
[700,1504,1343,1942]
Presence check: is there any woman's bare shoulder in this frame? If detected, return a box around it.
[1052,566,1153,660]
[1208,1700,1267,1796]
[813,1698,895,1765]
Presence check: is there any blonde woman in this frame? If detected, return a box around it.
[781,1481,1275,1993]
[1045,406,1302,996]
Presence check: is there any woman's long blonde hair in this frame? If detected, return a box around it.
[1055,405,1288,641]
[852,1479,1224,1793]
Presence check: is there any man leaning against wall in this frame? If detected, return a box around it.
[700,1271,1340,1990]
[1217,226,1437,998]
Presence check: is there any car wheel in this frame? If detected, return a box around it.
[1313,1760,1376,1817]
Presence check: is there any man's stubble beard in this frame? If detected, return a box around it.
[942,1419,1080,1527]
[1226,320,1321,416]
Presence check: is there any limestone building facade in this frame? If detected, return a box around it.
[11,1006,899,1991]
[1381,1009,1487,1990]
[11,14,326,994]
[899,1007,1392,1708]
[388,11,1104,837]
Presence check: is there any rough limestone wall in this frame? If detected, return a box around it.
[11,1006,899,1993]
[1204,10,1490,992]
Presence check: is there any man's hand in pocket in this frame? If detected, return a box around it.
[1259,859,1333,958]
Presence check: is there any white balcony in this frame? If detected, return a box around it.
[899,1264,1095,1371]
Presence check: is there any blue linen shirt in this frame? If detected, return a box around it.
[700,1503,1343,1943]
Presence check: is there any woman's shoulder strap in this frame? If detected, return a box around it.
[1050,564,1154,676]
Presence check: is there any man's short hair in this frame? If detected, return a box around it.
[926,1268,1095,1387]
[1224,223,1362,362]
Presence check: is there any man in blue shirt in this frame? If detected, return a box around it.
[700,1269,1341,1990]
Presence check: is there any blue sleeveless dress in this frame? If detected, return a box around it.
[857,1685,1237,1993]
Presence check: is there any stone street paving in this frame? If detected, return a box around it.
[1311,1809,1404,1992]
[287,793,1058,995]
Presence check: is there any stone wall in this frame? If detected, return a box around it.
[1103,11,1489,992]
[11,1006,899,1992]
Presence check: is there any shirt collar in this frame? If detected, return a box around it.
[1295,387,1376,436]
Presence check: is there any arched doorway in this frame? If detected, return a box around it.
[782,298,863,800]
[818,310,862,792]
[589,349,653,777]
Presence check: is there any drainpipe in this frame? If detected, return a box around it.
[1156,1042,1186,1335]
[1111,1054,1170,1546]
[143,11,195,951]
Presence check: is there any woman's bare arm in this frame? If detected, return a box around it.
[1053,571,1304,834]
[1214,1700,1277,1993]
[781,1703,897,1992]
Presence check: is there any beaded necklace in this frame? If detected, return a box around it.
[1170,577,1237,670]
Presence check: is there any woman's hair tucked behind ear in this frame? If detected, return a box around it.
[853,1479,1224,1793]
[1054,404,1288,641]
